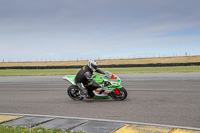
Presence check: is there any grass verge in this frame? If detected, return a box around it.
[0,66,200,76]
[0,125,84,133]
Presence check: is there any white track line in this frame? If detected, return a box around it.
[1,113,200,131]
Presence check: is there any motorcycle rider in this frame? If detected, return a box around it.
[75,59,105,96]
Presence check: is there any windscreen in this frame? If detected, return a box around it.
[104,71,112,79]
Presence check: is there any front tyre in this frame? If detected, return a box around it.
[110,87,127,101]
[67,85,84,100]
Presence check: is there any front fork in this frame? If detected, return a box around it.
[113,88,120,95]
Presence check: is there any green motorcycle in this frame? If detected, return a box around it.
[63,71,127,101]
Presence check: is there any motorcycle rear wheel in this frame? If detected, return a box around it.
[110,87,127,101]
[67,85,84,100]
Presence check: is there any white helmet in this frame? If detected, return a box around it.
[88,59,98,72]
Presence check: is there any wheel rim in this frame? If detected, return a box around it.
[114,90,125,99]
[111,88,126,100]
[68,88,82,99]
[71,89,79,96]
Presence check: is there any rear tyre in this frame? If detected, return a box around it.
[67,85,84,100]
[110,87,127,101]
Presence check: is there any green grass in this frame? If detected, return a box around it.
[0,69,79,76]
[0,66,200,76]
[0,125,85,133]
[103,66,200,74]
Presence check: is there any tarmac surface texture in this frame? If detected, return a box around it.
[0,72,200,129]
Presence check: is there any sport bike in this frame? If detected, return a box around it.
[63,71,127,101]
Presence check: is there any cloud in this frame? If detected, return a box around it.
[0,0,200,61]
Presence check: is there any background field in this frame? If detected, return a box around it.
[0,56,200,76]
[0,66,200,76]
[0,55,200,67]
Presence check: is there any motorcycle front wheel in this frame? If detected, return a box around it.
[67,85,84,100]
[110,87,127,101]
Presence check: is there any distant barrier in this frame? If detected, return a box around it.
[0,62,200,69]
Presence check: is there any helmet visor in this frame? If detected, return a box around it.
[91,63,98,70]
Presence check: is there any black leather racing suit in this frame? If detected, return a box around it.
[75,65,105,96]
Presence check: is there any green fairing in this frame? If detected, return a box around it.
[93,96,110,99]
[104,78,121,83]
[65,75,76,85]
[105,85,123,89]
[92,74,104,84]
[104,78,122,89]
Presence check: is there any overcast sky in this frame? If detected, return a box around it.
[0,0,200,61]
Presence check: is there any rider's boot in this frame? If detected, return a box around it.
[80,87,88,95]
[77,83,88,95]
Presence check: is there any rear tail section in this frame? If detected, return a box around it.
[63,75,76,85]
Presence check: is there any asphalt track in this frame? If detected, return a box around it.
[0,72,200,129]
